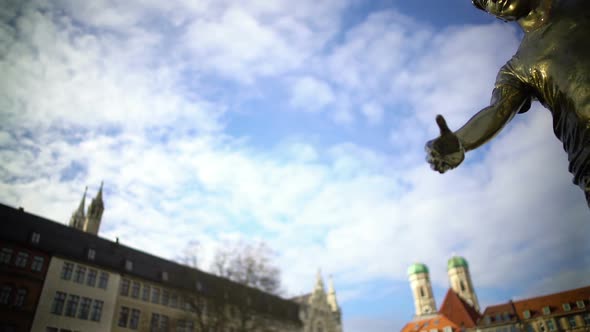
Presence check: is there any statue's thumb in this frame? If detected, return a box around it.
[436,115,451,135]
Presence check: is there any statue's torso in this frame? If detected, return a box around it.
[500,0,590,188]
[514,0,590,121]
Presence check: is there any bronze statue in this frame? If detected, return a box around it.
[425,0,590,207]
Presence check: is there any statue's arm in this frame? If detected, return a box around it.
[456,85,530,152]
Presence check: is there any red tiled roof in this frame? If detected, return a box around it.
[512,285,590,320]
[439,289,481,328]
[479,302,517,326]
[401,314,459,332]
[478,285,590,327]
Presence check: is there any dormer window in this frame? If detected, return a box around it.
[562,303,571,311]
[542,306,551,315]
[161,271,168,281]
[443,326,452,332]
[30,232,41,244]
[523,310,531,319]
[87,248,96,260]
[496,314,503,322]
[484,316,491,325]
[576,300,585,309]
[125,259,133,271]
[195,281,202,291]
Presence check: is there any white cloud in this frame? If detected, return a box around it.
[289,76,335,112]
[1,3,589,332]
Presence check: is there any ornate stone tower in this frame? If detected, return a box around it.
[408,263,437,316]
[447,256,479,312]
[84,182,104,235]
[68,187,87,230]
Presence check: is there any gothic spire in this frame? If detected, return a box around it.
[84,181,105,235]
[327,275,340,312]
[68,187,87,230]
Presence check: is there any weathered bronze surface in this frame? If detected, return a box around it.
[425,0,590,207]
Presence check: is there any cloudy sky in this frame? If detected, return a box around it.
[1,0,589,330]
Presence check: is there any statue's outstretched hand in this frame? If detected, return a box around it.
[425,115,465,173]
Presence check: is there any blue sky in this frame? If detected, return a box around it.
[1,1,589,331]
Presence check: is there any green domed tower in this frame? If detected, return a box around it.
[407,262,436,316]
[447,256,480,312]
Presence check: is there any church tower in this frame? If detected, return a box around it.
[68,187,87,230]
[408,263,437,316]
[327,276,342,330]
[84,182,104,235]
[447,256,480,312]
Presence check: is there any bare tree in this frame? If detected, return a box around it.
[181,240,283,332]
[210,240,282,296]
[177,240,200,268]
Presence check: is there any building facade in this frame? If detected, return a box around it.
[31,256,120,331]
[0,238,50,331]
[0,195,342,332]
[477,286,590,332]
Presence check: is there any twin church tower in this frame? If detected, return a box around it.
[68,183,105,235]
[408,256,479,316]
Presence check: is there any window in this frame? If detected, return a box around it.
[195,281,203,291]
[526,324,534,332]
[460,280,466,292]
[78,297,91,320]
[431,329,438,332]
[503,312,511,321]
[61,262,74,280]
[161,315,169,330]
[152,287,160,304]
[14,252,29,268]
[87,248,96,260]
[98,272,109,289]
[31,256,44,272]
[162,271,168,281]
[583,313,590,325]
[129,309,140,329]
[496,314,503,322]
[65,294,80,317]
[50,292,66,315]
[484,316,491,325]
[523,310,531,319]
[86,269,97,287]
[170,293,178,308]
[90,300,104,321]
[0,248,12,264]
[120,279,130,296]
[546,320,556,331]
[0,285,12,304]
[420,287,425,298]
[542,306,551,315]
[131,281,140,298]
[31,232,41,244]
[118,306,130,327]
[125,259,133,271]
[443,327,453,332]
[14,288,26,307]
[577,300,585,309]
[74,266,86,284]
[568,316,577,328]
[563,303,571,311]
[162,289,169,306]
[424,321,429,328]
[150,313,160,332]
[142,285,151,301]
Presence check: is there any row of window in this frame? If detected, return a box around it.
[117,305,175,332]
[61,262,109,289]
[50,291,104,322]
[119,278,195,311]
[0,285,27,307]
[519,314,590,332]
[0,247,45,272]
[522,301,586,319]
